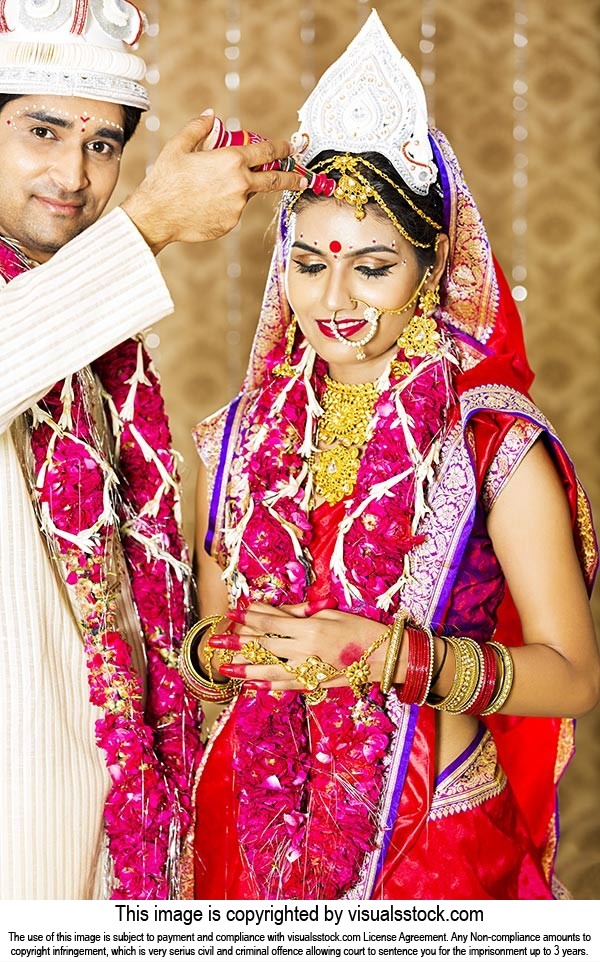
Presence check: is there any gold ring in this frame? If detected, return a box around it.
[241,638,282,666]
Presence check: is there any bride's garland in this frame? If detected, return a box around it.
[1,241,202,899]
[224,334,455,899]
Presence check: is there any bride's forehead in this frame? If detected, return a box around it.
[292,200,399,245]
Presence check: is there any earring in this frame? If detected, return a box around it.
[274,314,298,377]
[396,284,441,360]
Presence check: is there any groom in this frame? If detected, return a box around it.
[0,0,304,899]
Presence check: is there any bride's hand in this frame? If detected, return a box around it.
[208,601,404,691]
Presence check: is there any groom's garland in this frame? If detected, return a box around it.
[1,240,202,899]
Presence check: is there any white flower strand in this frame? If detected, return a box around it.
[120,522,190,583]
[58,376,75,432]
[222,496,255,600]
[299,346,322,459]
[265,504,306,567]
[121,339,152,423]
[330,468,413,606]
[263,460,309,509]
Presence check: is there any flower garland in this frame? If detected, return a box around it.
[232,686,394,900]
[221,330,455,899]
[1,240,202,899]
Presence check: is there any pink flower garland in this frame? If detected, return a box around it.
[1,241,202,899]
[222,334,454,899]
[95,345,201,813]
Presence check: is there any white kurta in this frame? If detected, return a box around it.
[0,208,174,898]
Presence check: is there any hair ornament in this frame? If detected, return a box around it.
[312,154,436,250]
[292,10,437,196]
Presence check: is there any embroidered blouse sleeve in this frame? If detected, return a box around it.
[481,417,543,513]
[0,207,174,434]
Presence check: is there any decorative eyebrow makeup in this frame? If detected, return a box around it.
[6,104,124,142]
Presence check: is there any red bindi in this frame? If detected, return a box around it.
[329,240,342,254]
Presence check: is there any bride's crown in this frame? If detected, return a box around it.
[292,10,437,196]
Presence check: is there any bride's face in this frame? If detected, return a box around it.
[285,198,443,384]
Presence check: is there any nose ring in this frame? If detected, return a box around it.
[329,303,379,361]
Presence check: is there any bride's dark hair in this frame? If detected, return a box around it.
[296,149,444,271]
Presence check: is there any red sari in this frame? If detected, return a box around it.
[194,478,553,900]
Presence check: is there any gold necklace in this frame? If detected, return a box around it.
[311,375,380,505]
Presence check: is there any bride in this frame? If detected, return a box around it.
[180,12,598,900]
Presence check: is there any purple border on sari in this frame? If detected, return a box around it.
[426,398,559,632]
[446,322,494,357]
[426,417,479,634]
[204,395,241,556]
[374,702,419,880]
[429,133,451,232]
[431,518,475,631]
[435,721,485,788]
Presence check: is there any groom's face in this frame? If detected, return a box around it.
[0,93,125,262]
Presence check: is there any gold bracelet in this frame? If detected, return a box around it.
[344,627,392,700]
[460,641,486,713]
[481,642,514,715]
[380,609,407,695]
[428,635,480,713]
[443,637,482,713]
[179,615,240,703]
[278,654,339,706]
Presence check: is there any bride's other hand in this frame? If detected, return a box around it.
[208,601,403,691]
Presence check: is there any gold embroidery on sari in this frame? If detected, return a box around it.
[576,482,597,582]
[481,419,542,512]
[429,730,506,821]
[554,717,575,783]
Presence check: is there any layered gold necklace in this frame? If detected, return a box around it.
[311,375,380,504]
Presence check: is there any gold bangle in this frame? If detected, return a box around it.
[380,609,407,695]
[426,635,461,710]
[481,642,514,715]
[179,615,239,703]
[186,615,220,684]
[443,637,481,713]
[344,626,391,700]
[428,636,480,713]
[460,641,486,713]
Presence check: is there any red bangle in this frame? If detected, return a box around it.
[465,641,498,715]
[398,626,432,705]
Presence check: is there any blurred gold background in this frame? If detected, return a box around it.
[113,0,599,898]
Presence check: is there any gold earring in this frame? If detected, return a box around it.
[396,284,441,360]
[274,314,298,377]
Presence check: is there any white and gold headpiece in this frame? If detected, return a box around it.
[292,10,436,196]
[0,0,149,110]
